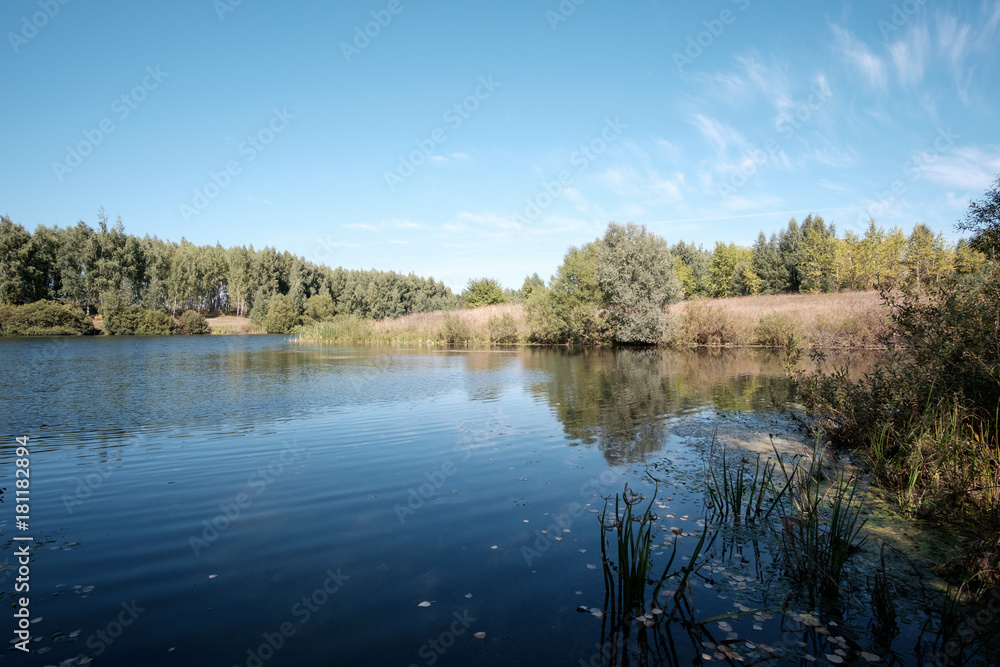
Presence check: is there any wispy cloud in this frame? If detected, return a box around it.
[889,25,930,88]
[920,146,1000,190]
[831,24,888,89]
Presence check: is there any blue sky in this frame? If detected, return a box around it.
[3,1,999,290]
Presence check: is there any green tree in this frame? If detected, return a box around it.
[709,242,753,297]
[260,293,300,333]
[958,175,1000,259]
[778,218,805,292]
[462,277,505,307]
[526,241,608,345]
[670,241,712,298]
[750,232,787,294]
[521,273,545,300]
[304,293,336,323]
[0,217,33,304]
[597,222,681,343]
[800,216,837,293]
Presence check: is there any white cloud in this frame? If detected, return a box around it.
[920,146,1000,191]
[888,25,930,88]
[831,24,888,89]
[391,219,424,230]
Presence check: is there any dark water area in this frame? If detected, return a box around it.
[0,337,967,666]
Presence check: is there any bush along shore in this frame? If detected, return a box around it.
[0,300,210,336]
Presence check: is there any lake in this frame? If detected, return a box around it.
[0,336,957,666]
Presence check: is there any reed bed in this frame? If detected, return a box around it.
[297,304,529,345]
[667,290,891,348]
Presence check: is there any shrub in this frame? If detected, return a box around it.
[177,310,210,335]
[261,294,300,334]
[675,302,746,346]
[463,278,506,307]
[754,313,801,347]
[105,308,174,336]
[802,262,1000,594]
[303,294,336,324]
[0,302,17,335]
[2,301,96,336]
[441,313,471,344]
[488,312,519,344]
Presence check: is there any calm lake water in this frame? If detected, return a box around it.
[0,337,946,666]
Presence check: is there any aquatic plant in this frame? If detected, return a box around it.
[705,439,792,525]
[772,438,869,601]
[598,477,710,620]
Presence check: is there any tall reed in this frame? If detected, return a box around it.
[773,439,869,601]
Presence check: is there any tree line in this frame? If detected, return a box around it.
[2,176,997,339]
[0,209,455,333]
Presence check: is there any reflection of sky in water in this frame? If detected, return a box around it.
[0,338,918,667]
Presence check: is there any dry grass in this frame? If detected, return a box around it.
[300,303,529,345]
[298,291,892,348]
[205,315,266,335]
[667,290,891,348]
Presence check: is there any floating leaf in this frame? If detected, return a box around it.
[826,655,843,664]
[860,652,882,663]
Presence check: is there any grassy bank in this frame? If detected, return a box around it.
[296,291,890,348]
[800,264,1000,639]
[666,290,890,348]
[205,315,266,335]
[295,303,529,345]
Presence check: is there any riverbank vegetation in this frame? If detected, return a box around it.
[2,181,991,341]
[794,180,1000,657]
